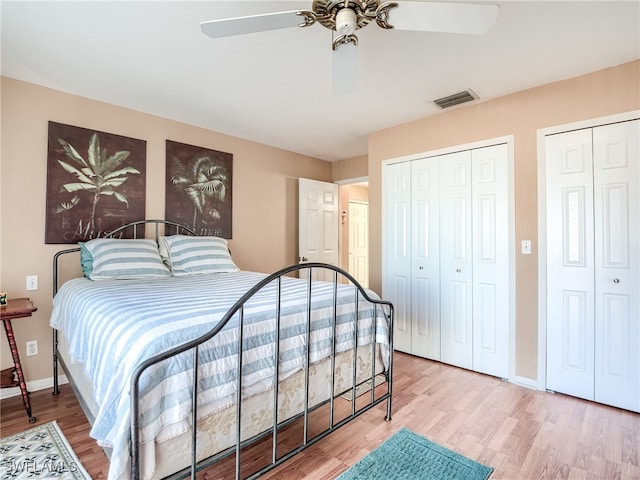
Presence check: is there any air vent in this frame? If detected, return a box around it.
[433,89,478,109]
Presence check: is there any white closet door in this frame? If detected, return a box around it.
[440,151,473,369]
[383,162,412,353]
[411,157,441,359]
[546,120,639,412]
[545,129,596,401]
[471,144,510,378]
[593,120,639,412]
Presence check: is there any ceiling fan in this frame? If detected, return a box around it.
[200,1,499,94]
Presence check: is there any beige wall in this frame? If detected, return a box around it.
[332,154,368,182]
[3,61,638,390]
[0,77,332,385]
[367,60,640,380]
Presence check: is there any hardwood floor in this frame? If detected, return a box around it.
[1,352,638,479]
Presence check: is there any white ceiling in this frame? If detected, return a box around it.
[2,1,639,162]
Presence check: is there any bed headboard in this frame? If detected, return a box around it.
[105,219,196,240]
[53,219,196,296]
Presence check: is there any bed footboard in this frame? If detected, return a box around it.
[130,263,393,480]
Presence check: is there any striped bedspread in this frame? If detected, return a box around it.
[50,271,390,480]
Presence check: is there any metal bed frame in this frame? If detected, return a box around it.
[51,219,394,480]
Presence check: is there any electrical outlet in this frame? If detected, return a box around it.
[26,275,38,291]
[26,340,38,356]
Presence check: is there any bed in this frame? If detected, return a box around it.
[51,220,394,480]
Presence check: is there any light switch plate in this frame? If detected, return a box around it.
[26,275,38,291]
[521,240,532,255]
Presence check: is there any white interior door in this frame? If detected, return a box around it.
[383,162,412,353]
[471,144,510,378]
[545,128,596,401]
[348,201,369,287]
[411,157,441,359]
[298,178,339,280]
[546,120,639,412]
[593,120,639,411]
[440,150,473,369]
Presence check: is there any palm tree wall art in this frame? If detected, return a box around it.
[165,140,232,238]
[45,121,146,243]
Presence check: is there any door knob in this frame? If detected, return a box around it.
[613,278,620,284]
[456,268,462,273]
[299,256,308,262]
[419,266,424,270]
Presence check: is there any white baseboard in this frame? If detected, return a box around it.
[512,375,539,390]
[0,375,69,400]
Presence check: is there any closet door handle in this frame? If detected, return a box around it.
[456,268,462,273]
[419,266,424,270]
[613,278,620,284]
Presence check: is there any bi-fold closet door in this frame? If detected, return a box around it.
[545,119,639,412]
[384,143,510,378]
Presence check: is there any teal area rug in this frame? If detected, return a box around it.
[337,428,493,480]
[0,421,91,479]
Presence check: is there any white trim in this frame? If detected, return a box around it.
[506,138,517,384]
[381,135,515,168]
[382,135,517,383]
[536,128,548,392]
[334,176,368,185]
[536,110,640,391]
[538,110,640,138]
[512,375,539,390]
[0,375,68,400]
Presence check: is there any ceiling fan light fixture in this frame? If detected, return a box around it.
[335,8,358,35]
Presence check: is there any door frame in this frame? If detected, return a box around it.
[536,110,640,391]
[335,176,369,275]
[382,135,516,381]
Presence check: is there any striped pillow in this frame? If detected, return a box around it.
[160,235,239,275]
[84,238,171,280]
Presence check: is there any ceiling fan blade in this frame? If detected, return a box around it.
[384,2,499,35]
[332,41,358,95]
[200,10,304,38]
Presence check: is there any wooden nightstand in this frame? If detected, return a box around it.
[1,297,38,423]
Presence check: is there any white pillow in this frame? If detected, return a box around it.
[83,238,171,280]
[160,235,239,275]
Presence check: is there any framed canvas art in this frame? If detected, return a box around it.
[165,140,233,238]
[45,121,146,243]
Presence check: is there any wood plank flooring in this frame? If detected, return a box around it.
[1,352,639,479]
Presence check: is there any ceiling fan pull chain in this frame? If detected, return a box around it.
[375,2,399,29]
